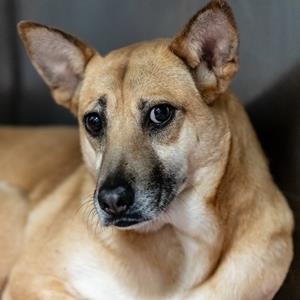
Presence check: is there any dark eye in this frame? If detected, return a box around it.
[84,112,103,137]
[148,104,175,128]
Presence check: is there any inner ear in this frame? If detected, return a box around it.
[18,21,95,114]
[170,0,239,104]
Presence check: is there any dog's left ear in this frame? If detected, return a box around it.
[170,0,239,104]
[18,21,95,114]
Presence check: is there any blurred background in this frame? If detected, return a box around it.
[0,0,299,298]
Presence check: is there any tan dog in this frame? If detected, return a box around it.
[0,1,294,299]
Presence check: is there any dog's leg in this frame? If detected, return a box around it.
[185,238,293,300]
[0,182,28,294]
[2,280,78,300]
[3,266,81,300]
[185,202,293,300]
[0,182,81,300]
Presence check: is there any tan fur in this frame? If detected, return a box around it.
[0,1,293,299]
[0,183,27,293]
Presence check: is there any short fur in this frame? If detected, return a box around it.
[0,1,293,299]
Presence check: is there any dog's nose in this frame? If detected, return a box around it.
[98,181,134,216]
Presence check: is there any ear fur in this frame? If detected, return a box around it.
[170,0,239,104]
[17,21,95,114]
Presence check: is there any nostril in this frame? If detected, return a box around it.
[100,200,113,214]
[117,198,127,207]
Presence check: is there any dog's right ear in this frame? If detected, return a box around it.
[17,21,95,114]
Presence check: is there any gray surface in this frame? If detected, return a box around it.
[0,1,299,298]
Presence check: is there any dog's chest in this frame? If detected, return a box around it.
[66,237,185,300]
[68,250,133,300]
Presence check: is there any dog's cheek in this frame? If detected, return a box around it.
[80,135,103,176]
[153,125,196,180]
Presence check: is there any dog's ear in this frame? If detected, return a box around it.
[170,0,239,104]
[17,21,95,113]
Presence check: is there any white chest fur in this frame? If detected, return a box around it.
[67,229,219,300]
[68,249,132,300]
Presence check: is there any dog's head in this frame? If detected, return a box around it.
[18,0,238,229]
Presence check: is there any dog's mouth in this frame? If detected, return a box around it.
[101,212,151,228]
[111,217,149,228]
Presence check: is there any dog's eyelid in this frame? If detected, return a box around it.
[81,97,106,115]
[83,97,107,116]
[139,99,181,112]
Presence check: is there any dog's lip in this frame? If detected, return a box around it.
[107,217,150,228]
[113,219,143,228]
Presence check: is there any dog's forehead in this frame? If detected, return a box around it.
[80,39,199,110]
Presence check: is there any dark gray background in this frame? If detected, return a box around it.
[0,0,299,298]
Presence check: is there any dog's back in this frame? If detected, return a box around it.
[0,127,81,205]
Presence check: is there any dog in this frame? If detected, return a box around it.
[0,1,294,299]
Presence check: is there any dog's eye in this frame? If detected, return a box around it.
[84,112,103,137]
[149,104,175,128]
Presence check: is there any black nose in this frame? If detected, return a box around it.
[97,180,134,216]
